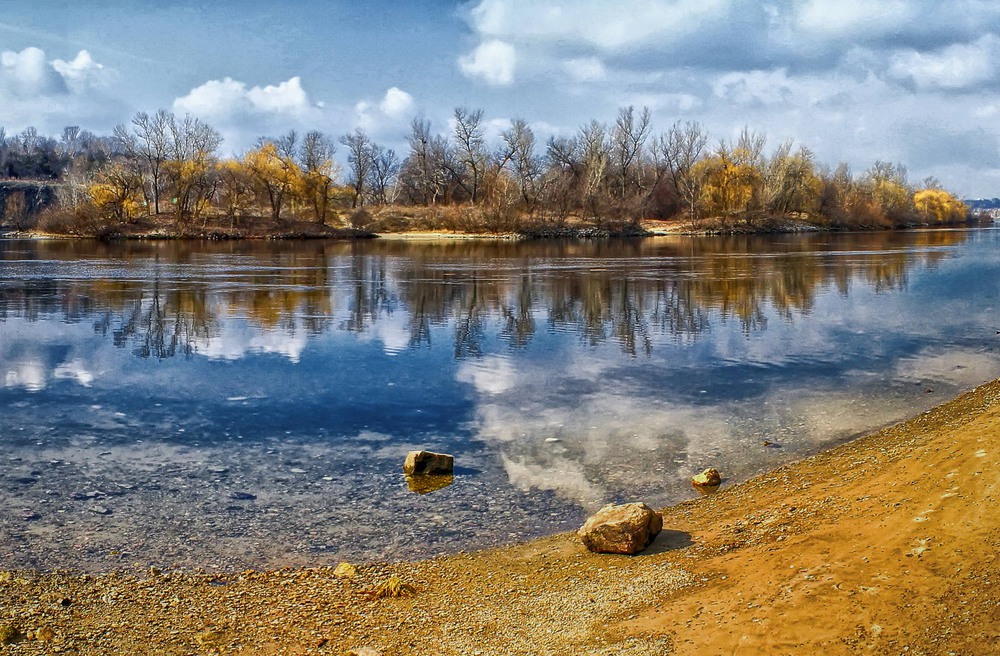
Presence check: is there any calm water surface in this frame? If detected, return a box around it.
[2,229,999,571]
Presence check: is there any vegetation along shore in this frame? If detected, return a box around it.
[1,378,997,655]
[0,106,983,241]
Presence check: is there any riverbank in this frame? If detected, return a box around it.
[2,381,997,654]
[10,207,989,241]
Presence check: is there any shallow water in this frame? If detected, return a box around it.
[2,229,999,571]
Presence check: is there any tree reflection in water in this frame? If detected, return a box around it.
[0,230,964,361]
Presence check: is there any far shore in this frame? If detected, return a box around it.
[2,205,993,244]
[2,379,997,654]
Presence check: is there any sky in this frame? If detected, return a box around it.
[1,0,999,196]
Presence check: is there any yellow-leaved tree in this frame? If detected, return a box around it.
[913,189,967,224]
[694,156,762,222]
[89,161,144,223]
[243,137,302,222]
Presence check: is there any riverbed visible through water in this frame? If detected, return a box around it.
[2,228,999,571]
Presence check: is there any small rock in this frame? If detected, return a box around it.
[691,468,722,487]
[578,502,663,555]
[229,491,257,501]
[35,626,55,642]
[89,505,112,515]
[208,466,229,474]
[346,648,382,656]
[194,629,229,647]
[403,450,454,476]
[333,562,357,579]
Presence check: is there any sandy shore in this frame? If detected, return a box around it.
[2,380,998,655]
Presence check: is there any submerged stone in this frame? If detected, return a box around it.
[691,468,722,487]
[406,474,454,494]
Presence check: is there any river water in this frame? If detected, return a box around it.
[2,228,998,571]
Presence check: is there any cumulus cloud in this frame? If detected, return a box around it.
[379,86,415,119]
[353,86,417,131]
[0,46,108,100]
[174,75,315,119]
[0,47,66,97]
[0,46,119,134]
[458,39,516,86]
[50,50,105,92]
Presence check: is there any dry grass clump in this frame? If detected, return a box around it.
[365,576,417,600]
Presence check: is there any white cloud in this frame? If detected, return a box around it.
[563,57,607,82]
[1,47,65,97]
[888,35,1000,90]
[465,0,728,52]
[379,86,415,119]
[458,39,516,86]
[50,50,105,92]
[246,76,311,114]
[0,46,119,136]
[794,0,913,37]
[173,75,315,119]
[354,86,417,131]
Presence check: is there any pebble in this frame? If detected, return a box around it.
[89,506,112,515]
[229,492,257,501]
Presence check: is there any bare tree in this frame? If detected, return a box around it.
[119,109,172,214]
[654,121,708,223]
[401,118,436,205]
[500,119,543,211]
[340,128,374,208]
[579,120,608,219]
[609,105,651,199]
[452,107,486,204]
[367,144,400,206]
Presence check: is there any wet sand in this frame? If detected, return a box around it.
[1,380,998,655]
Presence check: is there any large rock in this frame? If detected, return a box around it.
[578,502,663,555]
[403,450,454,476]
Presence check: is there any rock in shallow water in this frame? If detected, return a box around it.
[691,468,722,487]
[578,502,663,555]
[403,450,454,476]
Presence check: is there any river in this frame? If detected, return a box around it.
[1,228,998,571]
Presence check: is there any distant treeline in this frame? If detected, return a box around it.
[965,198,1000,210]
[0,108,974,236]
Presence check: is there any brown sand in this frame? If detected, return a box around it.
[2,380,998,655]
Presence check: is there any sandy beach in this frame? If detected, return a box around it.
[2,379,998,655]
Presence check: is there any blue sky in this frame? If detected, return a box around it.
[2,0,999,196]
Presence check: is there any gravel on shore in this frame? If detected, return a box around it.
[2,380,998,655]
